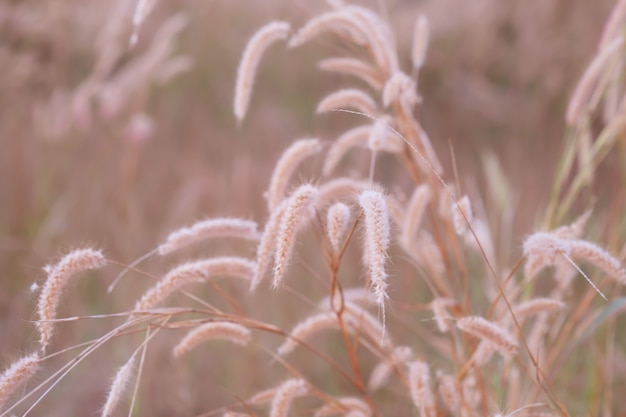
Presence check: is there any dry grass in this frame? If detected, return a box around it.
[1,0,626,416]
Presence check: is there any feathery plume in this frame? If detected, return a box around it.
[318,178,370,206]
[37,248,107,352]
[408,360,436,417]
[523,232,568,279]
[347,6,399,73]
[267,138,322,211]
[323,124,403,176]
[317,89,378,115]
[406,117,444,175]
[411,15,430,70]
[289,8,395,74]
[327,203,352,255]
[368,346,412,391]
[383,71,419,110]
[471,340,496,366]
[511,298,566,323]
[323,126,370,176]
[319,57,384,90]
[569,239,626,284]
[135,257,255,311]
[524,231,625,295]
[234,21,291,122]
[101,358,136,417]
[401,184,431,247]
[457,316,518,358]
[273,185,319,288]
[359,190,391,312]
[248,387,277,405]
[279,303,390,356]
[278,312,339,356]
[436,370,460,414]
[270,378,309,417]
[0,353,40,410]
[173,322,251,357]
[402,231,445,277]
[343,302,390,346]
[251,201,287,291]
[367,120,389,152]
[158,218,260,255]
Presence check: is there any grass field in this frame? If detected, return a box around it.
[1,0,626,416]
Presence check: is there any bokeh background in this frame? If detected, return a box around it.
[0,0,619,415]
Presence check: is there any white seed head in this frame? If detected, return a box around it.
[234,21,291,122]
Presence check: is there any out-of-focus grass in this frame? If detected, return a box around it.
[0,0,620,415]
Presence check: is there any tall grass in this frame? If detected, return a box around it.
[1,0,626,416]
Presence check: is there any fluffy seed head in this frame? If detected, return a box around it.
[523,232,570,279]
[408,360,436,417]
[234,21,291,122]
[318,178,370,205]
[569,239,626,284]
[158,218,260,255]
[0,353,40,410]
[436,370,459,413]
[457,316,518,358]
[323,126,369,176]
[512,298,566,323]
[382,71,419,109]
[411,15,430,70]
[368,346,413,391]
[289,8,396,74]
[343,302,390,347]
[248,387,277,405]
[251,201,288,291]
[135,257,256,311]
[318,57,384,90]
[524,232,570,260]
[272,185,319,288]
[101,358,135,417]
[326,202,351,255]
[367,120,388,152]
[37,248,107,352]
[267,138,322,211]
[270,378,309,417]
[359,189,390,309]
[317,88,378,115]
[277,312,339,357]
[401,184,431,248]
[173,322,251,357]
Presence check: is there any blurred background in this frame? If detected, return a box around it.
[0,0,618,415]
